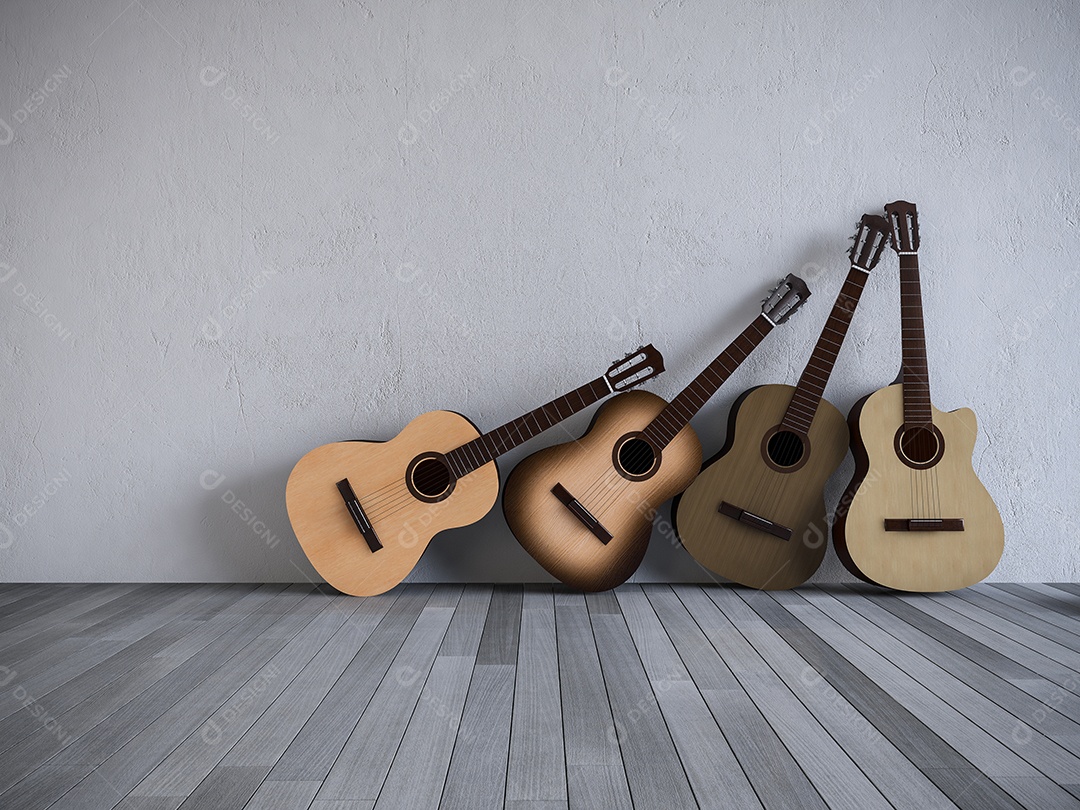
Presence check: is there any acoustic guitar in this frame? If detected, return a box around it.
[503,275,810,591]
[286,346,665,596]
[672,215,891,589]
[833,201,1004,591]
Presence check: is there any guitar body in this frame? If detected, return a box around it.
[833,383,1004,591]
[285,410,500,596]
[503,390,702,592]
[672,384,849,590]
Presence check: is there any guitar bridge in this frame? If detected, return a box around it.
[336,479,382,552]
[884,518,965,532]
[718,501,793,541]
[552,483,612,544]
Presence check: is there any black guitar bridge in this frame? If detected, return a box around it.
[718,501,793,541]
[552,483,613,544]
[336,478,382,552]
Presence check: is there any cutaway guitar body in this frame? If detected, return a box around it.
[504,391,703,592]
[286,411,499,596]
[833,383,1004,591]
[834,200,1005,592]
[673,384,849,590]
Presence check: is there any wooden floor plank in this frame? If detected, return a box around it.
[555,598,632,810]
[0,583,50,609]
[267,586,435,782]
[928,591,1080,681]
[0,584,140,665]
[437,663,515,809]
[315,587,462,802]
[990,584,1080,624]
[697,588,893,810]
[764,590,1078,808]
[176,765,270,810]
[946,589,1080,662]
[588,590,698,810]
[622,587,764,809]
[692,588,953,810]
[375,586,493,810]
[40,586,317,809]
[0,585,294,800]
[894,591,1080,688]
[475,585,522,665]
[836,588,1080,751]
[0,585,231,749]
[506,587,566,805]
[798,589,1080,784]
[971,584,1080,642]
[48,586,323,809]
[221,594,400,769]
[243,779,320,809]
[0,584,97,634]
[659,586,832,810]
[128,596,360,799]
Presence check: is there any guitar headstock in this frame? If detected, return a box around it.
[850,214,891,270]
[884,200,919,254]
[606,344,664,392]
[761,273,811,325]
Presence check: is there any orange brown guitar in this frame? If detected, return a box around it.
[286,346,664,595]
[503,275,810,591]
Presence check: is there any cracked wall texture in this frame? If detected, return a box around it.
[1,0,1078,583]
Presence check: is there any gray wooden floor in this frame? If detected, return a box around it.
[1,583,1079,809]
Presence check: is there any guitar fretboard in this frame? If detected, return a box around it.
[643,314,774,450]
[899,252,933,428]
[780,267,869,435]
[445,378,610,477]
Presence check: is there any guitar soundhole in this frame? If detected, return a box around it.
[896,425,944,469]
[406,453,456,502]
[615,436,658,480]
[766,430,805,468]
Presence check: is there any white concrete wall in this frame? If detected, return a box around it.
[1,0,1077,583]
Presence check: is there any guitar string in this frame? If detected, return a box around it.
[583,467,623,515]
[580,442,625,505]
[583,429,632,502]
[765,428,804,530]
[910,465,915,523]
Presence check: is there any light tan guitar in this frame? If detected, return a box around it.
[503,276,810,591]
[833,201,1004,591]
[286,346,664,595]
[673,215,891,589]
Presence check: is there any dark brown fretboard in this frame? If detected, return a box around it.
[899,252,932,428]
[780,267,870,435]
[445,377,610,477]
[642,314,775,450]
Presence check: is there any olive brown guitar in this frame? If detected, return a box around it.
[833,201,1004,591]
[286,346,664,596]
[503,275,810,591]
[672,215,891,590]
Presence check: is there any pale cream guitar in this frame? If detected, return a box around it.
[833,201,1004,591]
[286,346,664,596]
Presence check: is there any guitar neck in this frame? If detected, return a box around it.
[899,251,933,428]
[780,265,870,434]
[445,377,611,477]
[643,314,775,450]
